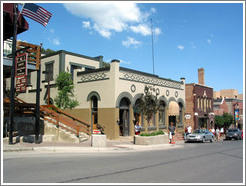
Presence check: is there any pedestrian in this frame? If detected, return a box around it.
[168,122,176,144]
[216,127,220,141]
[187,125,192,135]
[211,127,215,136]
[184,126,188,140]
[134,122,141,135]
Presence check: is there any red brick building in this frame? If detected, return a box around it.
[185,68,214,130]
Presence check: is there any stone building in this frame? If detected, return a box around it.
[185,68,214,130]
[16,50,186,139]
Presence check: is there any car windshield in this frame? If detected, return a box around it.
[228,129,238,132]
[193,129,204,134]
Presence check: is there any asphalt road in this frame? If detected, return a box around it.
[3,140,244,184]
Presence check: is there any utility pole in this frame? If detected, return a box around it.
[9,3,18,144]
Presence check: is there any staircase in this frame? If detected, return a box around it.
[3,97,103,143]
[173,131,184,141]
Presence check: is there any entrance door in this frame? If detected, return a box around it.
[119,97,130,136]
[122,110,129,136]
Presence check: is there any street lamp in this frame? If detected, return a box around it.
[42,71,51,105]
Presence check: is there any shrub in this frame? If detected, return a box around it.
[139,130,164,137]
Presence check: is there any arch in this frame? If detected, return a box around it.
[133,93,143,106]
[157,96,168,106]
[177,98,185,109]
[167,97,176,109]
[87,91,101,101]
[116,92,134,108]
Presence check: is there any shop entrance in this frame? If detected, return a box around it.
[119,98,130,136]
[198,117,208,129]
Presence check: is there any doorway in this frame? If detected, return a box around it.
[119,98,130,136]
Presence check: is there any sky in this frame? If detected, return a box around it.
[13,1,244,94]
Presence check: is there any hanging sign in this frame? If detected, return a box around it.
[235,109,240,120]
[15,53,27,78]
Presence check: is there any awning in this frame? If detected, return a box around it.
[3,3,29,40]
[168,101,179,116]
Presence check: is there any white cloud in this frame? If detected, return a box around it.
[130,24,151,36]
[63,2,161,38]
[122,37,142,48]
[207,39,211,44]
[177,45,184,50]
[52,38,60,45]
[119,59,131,65]
[82,21,91,28]
[47,28,60,45]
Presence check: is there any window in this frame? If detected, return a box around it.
[197,97,200,109]
[45,63,53,81]
[159,102,165,125]
[71,65,82,80]
[27,71,31,85]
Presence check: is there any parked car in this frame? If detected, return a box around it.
[225,128,242,140]
[185,129,214,143]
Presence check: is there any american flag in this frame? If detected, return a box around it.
[21,3,52,27]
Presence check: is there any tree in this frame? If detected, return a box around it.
[54,72,79,109]
[138,86,159,132]
[102,61,110,68]
[41,48,56,55]
[215,115,224,128]
[223,113,233,128]
[215,113,234,129]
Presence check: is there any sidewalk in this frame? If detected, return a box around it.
[2,137,185,153]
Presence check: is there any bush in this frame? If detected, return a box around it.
[139,130,164,136]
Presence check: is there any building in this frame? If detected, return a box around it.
[213,89,243,129]
[185,68,214,130]
[213,89,243,100]
[14,50,186,139]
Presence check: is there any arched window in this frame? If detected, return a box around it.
[91,96,98,125]
[159,101,166,125]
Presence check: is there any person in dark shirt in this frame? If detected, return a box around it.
[168,122,176,144]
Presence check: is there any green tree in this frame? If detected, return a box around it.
[223,113,233,128]
[54,72,79,109]
[138,86,159,132]
[102,61,110,68]
[41,48,56,55]
[215,115,224,128]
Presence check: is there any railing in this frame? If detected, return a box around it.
[40,105,91,137]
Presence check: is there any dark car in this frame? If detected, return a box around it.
[225,128,242,140]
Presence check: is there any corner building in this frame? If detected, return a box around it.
[17,50,186,139]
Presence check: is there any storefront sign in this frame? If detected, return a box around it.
[185,114,191,119]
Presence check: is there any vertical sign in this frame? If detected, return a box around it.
[235,109,239,120]
[15,53,28,92]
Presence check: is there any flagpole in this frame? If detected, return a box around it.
[151,18,155,75]
[9,3,18,144]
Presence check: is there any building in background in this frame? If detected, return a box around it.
[213,89,243,130]
[185,68,214,130]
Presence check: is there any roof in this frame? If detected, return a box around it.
[186,83,213,90]
[3,3,29,40]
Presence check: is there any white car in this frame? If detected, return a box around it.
[186,129,215,143]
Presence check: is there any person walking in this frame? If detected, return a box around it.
[216,127,220,141]
[134,122,141,135]
[168,122,176,144]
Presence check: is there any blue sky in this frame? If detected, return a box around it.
[16,2,244,93]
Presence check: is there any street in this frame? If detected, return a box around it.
[3,140,244,184]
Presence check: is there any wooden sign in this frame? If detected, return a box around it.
[15,53,27,78]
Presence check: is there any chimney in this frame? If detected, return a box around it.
[198,68,205,85]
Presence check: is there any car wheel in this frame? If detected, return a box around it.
[202,137,205,143]
[210,137,214,143]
